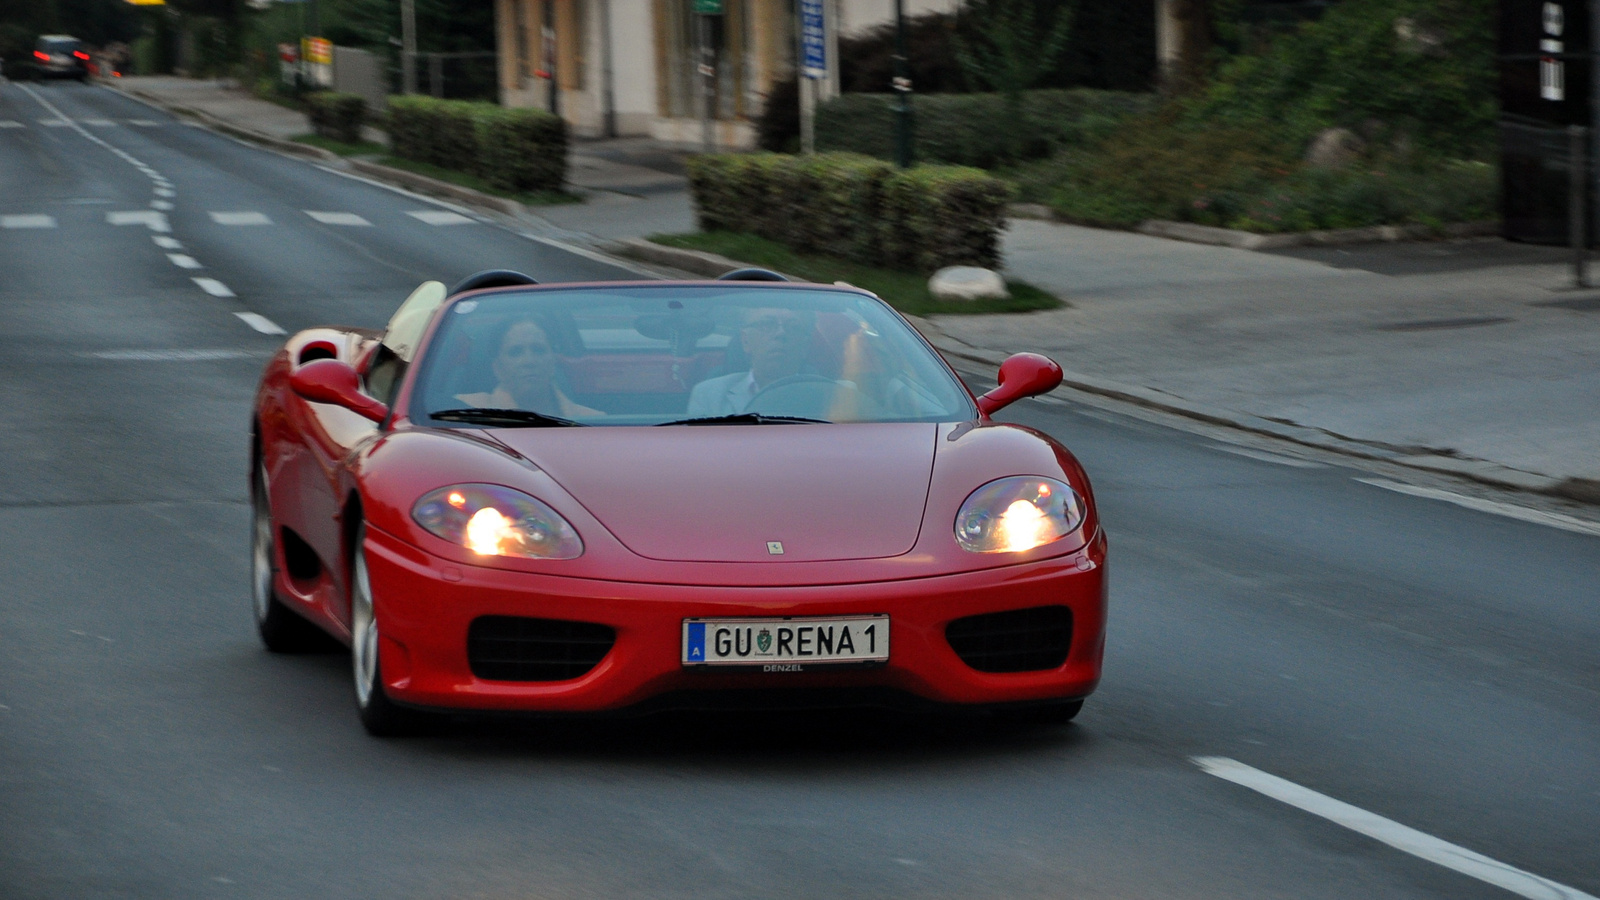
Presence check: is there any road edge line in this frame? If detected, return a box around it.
[1193,756,1598,900]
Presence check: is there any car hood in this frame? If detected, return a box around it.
[492,424,938,563]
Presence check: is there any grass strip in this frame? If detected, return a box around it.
[648,231,1061,317]
[292,133,388,157]
[376,156,582,207]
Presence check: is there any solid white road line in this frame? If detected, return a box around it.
[1,215,57,229]
[209,211,272,226]
[38,118,69,127]
[86,349,255,361]
[127,119,159,127]
[1357,478,1600,538]
[107,210,170,232]
[81,118,114,127]
[0,120,24,128]
[304,210,371,226]
[407,210,474,226]
[235,312,285,335]
[152,236,183,250]
[1194,757,1598,900]
[167,253,202,270]
[192,278,235,298]
[1211,445,1325,468]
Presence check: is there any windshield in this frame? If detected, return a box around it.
[39,38,81,54]
[409,285,975,426]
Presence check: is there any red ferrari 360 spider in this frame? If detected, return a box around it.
[250,270,1107,735]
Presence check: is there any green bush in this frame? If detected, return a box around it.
[387,96,568,192]
[815,89,1155,168]
[687,152,1010,272]
[304,92,366,145]
[474,107,568,192]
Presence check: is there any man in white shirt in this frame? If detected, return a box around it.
[686,307,814,417]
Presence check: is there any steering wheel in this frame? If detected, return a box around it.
[745,374,865,421]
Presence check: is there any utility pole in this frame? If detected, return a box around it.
[892,0,912,167]
[1571,125,1589,288]
[400,0,417,94]
[799,0,826,154]
[600,0,616,137]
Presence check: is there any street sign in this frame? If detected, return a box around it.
[693,0,722,14]
[800,0,825,79]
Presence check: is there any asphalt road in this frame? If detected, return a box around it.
[1,80,1597,900]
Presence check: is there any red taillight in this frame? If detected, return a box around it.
[34,50,49,61]
[74,50,90,60]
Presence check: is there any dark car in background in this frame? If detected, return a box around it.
[32,35,91,80]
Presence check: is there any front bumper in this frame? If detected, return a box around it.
[364,525,1107,712]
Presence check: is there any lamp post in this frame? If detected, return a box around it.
[400,0,416,94]
[891,0,912,168]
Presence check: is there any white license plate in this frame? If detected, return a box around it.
[682,615,889,667]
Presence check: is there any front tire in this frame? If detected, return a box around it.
[252,463,330,652]
[350,526,431,736]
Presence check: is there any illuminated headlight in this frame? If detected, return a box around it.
[412,484,583,559]
[955,476,1085,554]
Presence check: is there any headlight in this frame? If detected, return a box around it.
[955,476,1085,554]
[412,484,583,559]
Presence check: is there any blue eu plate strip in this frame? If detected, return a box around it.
[686,622,706,662]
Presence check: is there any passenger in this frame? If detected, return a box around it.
[686,308,815,417]
[456,319,601,417]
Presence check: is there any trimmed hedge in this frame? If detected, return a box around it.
[388,95,568,193]
[687,152,1012,272]
[815,89,1156,169]
[305,92,367,145]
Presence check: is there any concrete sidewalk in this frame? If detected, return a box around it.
[108,76,1598,499]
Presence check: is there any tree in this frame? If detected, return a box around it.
[955,0,1074,158]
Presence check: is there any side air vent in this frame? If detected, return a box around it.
[945,605,1072,674]
[467,616,616,682]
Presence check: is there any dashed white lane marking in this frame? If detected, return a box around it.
[107,210,170,232]
[0,120,24,128]
[192,278,235,298]
[210,211,272,226]
[128,119,159,127]
[1,215,57,229]
[154,187,175,198]
[152,236,183,250]
[167,253,202,269]
[1357,478,1600,538]
[235,312,286,335]
[304,210,371,226]
[1194,757,1598,900]
[38,118,69,127]
[1211,445,1325,468]
[407,209,474,226]
[85,349,255,361]
[150,200,174,211]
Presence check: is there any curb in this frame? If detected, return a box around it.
[608,238,767,279]
[1005,203,1500,251]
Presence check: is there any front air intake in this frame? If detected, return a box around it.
[945,605,1072,674]
[467,616,616,682]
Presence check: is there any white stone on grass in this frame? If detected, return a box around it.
[929,266,1009,303]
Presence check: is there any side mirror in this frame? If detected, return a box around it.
[976,353,1064,416]
[290,359,389,423]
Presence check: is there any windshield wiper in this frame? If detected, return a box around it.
[656,413,830,426]
[429,407,584,428]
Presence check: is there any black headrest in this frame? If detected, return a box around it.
[451,269,539,294]
[717,267,790,282]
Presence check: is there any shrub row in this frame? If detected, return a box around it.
[687,152,1012,272]
[387,95,568,193]
[813,89,1155,168]
[305,92,367,145]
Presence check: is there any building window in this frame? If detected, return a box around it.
[656,0,749,119]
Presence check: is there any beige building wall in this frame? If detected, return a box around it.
[497,0,962,148]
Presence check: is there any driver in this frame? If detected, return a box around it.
[686,307,815,417]
[456,319,601,417]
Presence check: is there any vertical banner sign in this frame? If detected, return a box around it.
[1543,2,1566,100]
[801,0,826,79]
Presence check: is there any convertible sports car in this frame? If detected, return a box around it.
[251,270,1107,735]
